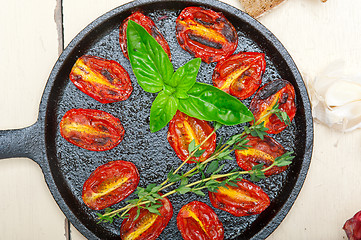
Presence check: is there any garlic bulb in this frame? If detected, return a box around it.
[305,61,361,132]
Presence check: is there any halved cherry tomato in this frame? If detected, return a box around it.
[249,79,296,134]
[208,179,270,217]
[212,52,266,100]
[69,55,132,103]
[119,11,171,60]
[176,7,238,63]
[60,108,124,151]
[167,111,216,163]
[120,194,173,240]
[82,160,139,210]
[177,201,224,240]
[235,135,287,176]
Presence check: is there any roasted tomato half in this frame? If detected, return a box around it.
[69,55,132,103]
[235,135,287,176]
[177,201,224,240]
[212,52,266,100]
[119,11,171,60]
[167,111,216,163]
[176,7,238,63]
[209,179,270,217]
[250,79,296,134]
[120,194,173,240]
[60,108,124,151]
[82,160,139,210]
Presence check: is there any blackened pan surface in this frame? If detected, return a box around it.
[38,0,313,239]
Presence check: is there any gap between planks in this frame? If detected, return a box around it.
[54,0,70,239]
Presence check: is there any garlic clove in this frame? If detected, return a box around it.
[322,101,361,132]
[324,80,361,107]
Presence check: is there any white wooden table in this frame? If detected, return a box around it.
[1,0,360,239]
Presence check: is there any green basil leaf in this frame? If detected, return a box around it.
[167,58,201,90]
[174,90,189,99]
[150,91,178,132]
[127,20,173,93]
[163,84,176,95]
[178,82,254,125]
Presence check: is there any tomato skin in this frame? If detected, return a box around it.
[343,210,361,240]
[120,194,173,240]
[235,135,287,176]
[59,108,124,151]
[176,7,238,63]
[69,55,132,104]
[249,79,296,134]
[167,111,216,163]
[82,160,139,210]
[208,179,270,217]
[177,201,224,240]
[119,11,171,60]
[212,52,266,100]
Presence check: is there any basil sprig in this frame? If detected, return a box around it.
[127,20,253,132]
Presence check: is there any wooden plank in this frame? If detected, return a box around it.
[0,0,67,239]
[62,0,361,239]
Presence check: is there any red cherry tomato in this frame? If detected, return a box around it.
[176,7,238,63]
[235,135,287,176]
[249,79,296,134]
[82,160,139,210]
[208,179,270,217]
[119,11,171,60]
[167,111,216,163]
[120,194,173,240]
[60,108,124,151]
[212,52,266,100]
[177,201,224,240]
[69,55,132,104]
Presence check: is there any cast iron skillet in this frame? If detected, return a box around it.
[0,0,313,239]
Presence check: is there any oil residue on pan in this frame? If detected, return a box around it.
[42,1,312,239]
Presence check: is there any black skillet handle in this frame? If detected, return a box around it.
[0,121,42,163]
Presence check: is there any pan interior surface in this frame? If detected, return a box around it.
[43,1,312,239]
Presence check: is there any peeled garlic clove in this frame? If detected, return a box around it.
[330,101,361,131]
[325,80,361,107]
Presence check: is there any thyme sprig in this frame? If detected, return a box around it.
[97,104,293,224]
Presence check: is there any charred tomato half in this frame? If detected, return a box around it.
[82,160,139,210]
[69,55,132,103]
[176,7,238,63]
[250,79,296,134]
[212,52,266,99]
[120,194,173,240]
[209,179,270,217]
[235,135,287,176]
[59,108,124,151]
[119,11,171,60]
[177,201,224,240]
[167,111,216,163]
